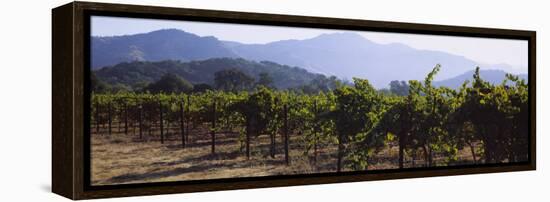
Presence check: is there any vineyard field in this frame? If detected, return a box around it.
[90,66,528,185]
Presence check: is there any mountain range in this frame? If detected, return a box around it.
[91,29,527,88]
[434,69,528,89]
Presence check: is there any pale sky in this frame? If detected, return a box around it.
[91,16,528,72]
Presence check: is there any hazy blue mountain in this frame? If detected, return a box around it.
[94,58,325,90]
[91,29,238,69]
[228,32,521,88]
[91,29,525,88]
[433,69,528,89]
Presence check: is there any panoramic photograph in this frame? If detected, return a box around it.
[89,16,529,186]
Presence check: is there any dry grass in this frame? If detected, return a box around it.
[91,124,477,185]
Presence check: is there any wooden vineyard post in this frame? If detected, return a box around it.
[139,103,143,139]
[337,133,343,173]
[246,118,251,160]
[124,101,128,135]
[159,100,164,144]
[399,105,411,169]
[313,100,318,165]
[270,131,276,158]
[270,99,278,158]
[95,101,100,134]
[398,130,404,169]
[118,102,122,133]
[180,100,185,148]
[469,142,477,164]
[283,104,289,165]
[211,101,216,154]
[108,102,112,135]
[185,96,190,144]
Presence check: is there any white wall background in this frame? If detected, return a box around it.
[0,0,547,201]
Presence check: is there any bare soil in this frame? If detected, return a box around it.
[91,123,476,185]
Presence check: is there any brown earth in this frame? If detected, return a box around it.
[91,123,476,185]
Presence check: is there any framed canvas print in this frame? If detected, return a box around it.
[52,1,536,200]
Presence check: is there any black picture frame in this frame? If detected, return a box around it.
[52,1,536,200]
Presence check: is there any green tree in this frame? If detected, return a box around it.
[192,83,213,93]
[145,73,193,93]
[91,72,111,93]
[257,72,275,89]
[214,68,255,92]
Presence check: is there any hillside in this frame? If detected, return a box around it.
[93,58,329,90]
[91,29,238,69]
